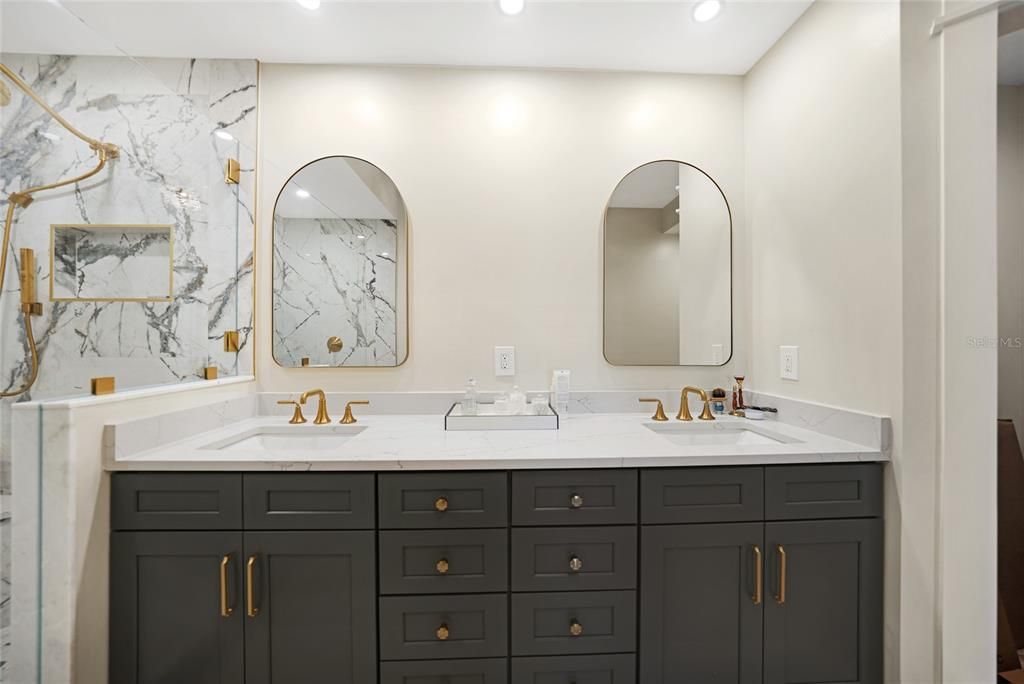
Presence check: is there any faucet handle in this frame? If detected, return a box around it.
[340,400,370,425]
[639,398,669,422]
[277,400,307,425]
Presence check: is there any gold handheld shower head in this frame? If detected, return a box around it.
[0,80,11,107]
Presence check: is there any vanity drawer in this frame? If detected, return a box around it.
[511,470,637,526]
[511,591,636,656]
[381,659,509,684]
[379,472,508,529]
[511,655,636,684]
[765,464,883,520]
[111,473,241,530]
[380,529,509,594]
[243,473,374,529]
[641,467,764,524]
[511,526,636,592]
[379,593,508,661]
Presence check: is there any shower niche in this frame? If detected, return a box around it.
[50,224,174,302]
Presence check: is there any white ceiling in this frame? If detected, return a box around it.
[1,0,812,75]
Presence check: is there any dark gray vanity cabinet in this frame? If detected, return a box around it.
[112,463,884,684]
[110,473,376,684]
[640,464,883,684]
[109,530,245,684]
[639,522,765,683]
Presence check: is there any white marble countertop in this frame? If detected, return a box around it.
[106,412,886,471]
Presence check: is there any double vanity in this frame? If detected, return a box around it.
[106,397,886,684]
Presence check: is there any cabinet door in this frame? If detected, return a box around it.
[639,523,764,684]
[764,519,882,684]
[243,531,376,684]
[110,531,243,684]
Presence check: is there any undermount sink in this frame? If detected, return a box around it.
[201,424,366,452]
[644,422,799,446]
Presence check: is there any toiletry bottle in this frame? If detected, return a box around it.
[462,378,478,415]
[551,370,570,416]
[509,386,528,415]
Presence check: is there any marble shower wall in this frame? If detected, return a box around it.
[273,217,399,366]
[0,54,257,679]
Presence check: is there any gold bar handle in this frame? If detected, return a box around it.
[246,554,260,617]
[775,545,786,605]
[219,554,233,617]
[752,545,762,605]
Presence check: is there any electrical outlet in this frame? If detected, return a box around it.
[780,345,799,381]
[494,346,516,377]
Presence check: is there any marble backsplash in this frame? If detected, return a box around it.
[0,53,258,680]
[273,217,399,366]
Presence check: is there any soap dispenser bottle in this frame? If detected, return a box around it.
[462,378,478,415]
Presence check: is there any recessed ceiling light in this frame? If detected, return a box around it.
[499,0,524,16]
[214,129,234,141]
[692,0,722,22]
[296,0,320,9]
[295,189,311,199]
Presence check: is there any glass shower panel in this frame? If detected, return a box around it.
[0,1,259,681]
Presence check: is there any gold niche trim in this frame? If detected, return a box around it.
[223,330,240,353]
[91,376,115,395]
[225,158,240,185]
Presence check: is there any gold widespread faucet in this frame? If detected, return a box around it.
[677,386,716,421]
[299,388,332,424]
[340,400,370,424]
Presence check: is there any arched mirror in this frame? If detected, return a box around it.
[273,156,408,367]
[603,160,732,366]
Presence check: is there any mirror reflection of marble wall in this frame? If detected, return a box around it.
[273,156,408,367]
[603,161,732,366]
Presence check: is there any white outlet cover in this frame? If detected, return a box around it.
[780,345,799,381]
[494,346,516,377]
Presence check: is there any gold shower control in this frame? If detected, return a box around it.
[19,248,41,315]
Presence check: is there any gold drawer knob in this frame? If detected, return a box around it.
[436,623,450,641]
[569,493,584,509]
[436,558,450,575]
[434,496,449,512]
[568,555,583,573]
[569,620,583,637]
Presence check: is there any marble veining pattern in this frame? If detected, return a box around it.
[0,54,257,682]
[51,225,173,300]
[274,217,398,366]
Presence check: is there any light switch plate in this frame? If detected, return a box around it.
[780,345,799,381]
[495,346,516,376]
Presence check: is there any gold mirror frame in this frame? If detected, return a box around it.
[601,159,734,367]
[271,155,410,369]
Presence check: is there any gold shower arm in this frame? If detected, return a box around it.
[0,62,120,398]
[0,63,119,158]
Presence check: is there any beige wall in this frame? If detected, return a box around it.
[744,1,906,680]
[1000,85,1024,452]
[258,65,747,392]
[744,0,902,414]
[604,207,680,364]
